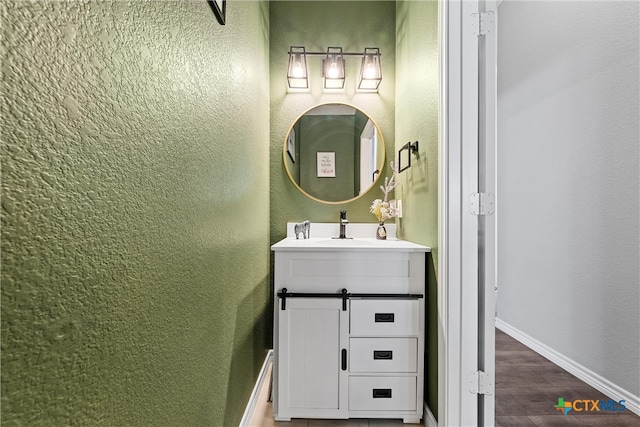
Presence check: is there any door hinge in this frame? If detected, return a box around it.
[471,11,495,36]
[469,371,494,395]
[470,192,495,215]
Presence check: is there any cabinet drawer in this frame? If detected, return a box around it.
[350,300,419,336]
[348,376,417,411]
[350,338,417,373]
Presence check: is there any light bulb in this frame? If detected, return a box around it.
[364,63,376,79]
[328,62,339,78]
[293,62,304,78]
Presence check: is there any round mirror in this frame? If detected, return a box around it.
[283,103,385,204]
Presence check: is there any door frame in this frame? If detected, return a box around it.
[438,0,497,425]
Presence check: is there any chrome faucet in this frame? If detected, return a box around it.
[339,210,349,239]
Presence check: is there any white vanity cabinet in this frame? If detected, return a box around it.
[271,232,430,424]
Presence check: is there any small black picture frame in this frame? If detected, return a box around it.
[208,0,226,25]
[286,128,296,163]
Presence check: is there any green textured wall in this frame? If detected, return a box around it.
[395,0,439,419]
[269,1,396,243]
[1,1,270,425]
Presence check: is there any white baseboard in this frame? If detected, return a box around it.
[239,349,273,427]
[496,318,640,416]
[423,402,438,427]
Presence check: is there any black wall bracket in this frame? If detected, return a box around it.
[398,141,419,172]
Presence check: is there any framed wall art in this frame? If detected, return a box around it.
[317,152,336,178]
[287,128,296,163]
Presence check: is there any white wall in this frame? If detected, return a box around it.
[497,0,639,404]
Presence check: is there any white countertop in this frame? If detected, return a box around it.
[272,222,431,252]
[271,236,431,252]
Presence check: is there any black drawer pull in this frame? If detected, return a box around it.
[341,349,347,371]
[374,313,395,323]
[372,388,392,399]
[373,350,393,360]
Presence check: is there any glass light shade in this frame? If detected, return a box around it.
[358,48,382,91]
[287,46,308,89]
[322,47,345,89]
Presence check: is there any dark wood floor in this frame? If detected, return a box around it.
[495,328,639,426]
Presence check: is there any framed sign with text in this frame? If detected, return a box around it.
[317,152,336,178]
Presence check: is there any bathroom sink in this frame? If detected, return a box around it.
[270,223,431,252]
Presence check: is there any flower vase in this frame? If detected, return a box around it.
[376,222,387,240]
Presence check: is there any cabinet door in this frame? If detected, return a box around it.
[277,298,349,419]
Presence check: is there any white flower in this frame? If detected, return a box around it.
[370,199,398,222]
[370,161,399,222]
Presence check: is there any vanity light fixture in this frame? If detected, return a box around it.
[358,48,382,91]
[322,47,345,89]
[287,46,308,89]
[287,46,382,92]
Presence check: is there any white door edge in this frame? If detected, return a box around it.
[439,0,498,426]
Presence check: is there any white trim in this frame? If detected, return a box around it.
[423,402,438,427]
[437,0,453,423]
[239,350,274,427]
[439,0,487,425]
[460,2,482,425]
[478,2,499,426]
[496,319,640,417]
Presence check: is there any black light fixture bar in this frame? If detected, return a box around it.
[288,50,380,57]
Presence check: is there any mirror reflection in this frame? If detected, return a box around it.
[283,103,385,203]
